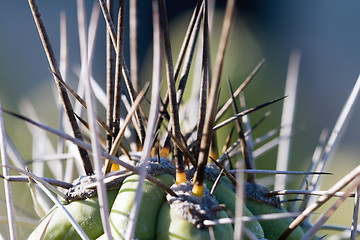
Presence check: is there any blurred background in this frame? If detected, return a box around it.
[1,0,360,238]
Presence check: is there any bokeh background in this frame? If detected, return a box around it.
[1,0,360,238]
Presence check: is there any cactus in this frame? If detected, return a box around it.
[1,0,360,240]
[108,173,174,239]
[28,189,118,240]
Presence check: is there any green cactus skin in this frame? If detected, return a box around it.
[156,201,234,240]
[108,173,175,239]
[245,199,305,240]
[28,189,118,240]
[205,180,265,239]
